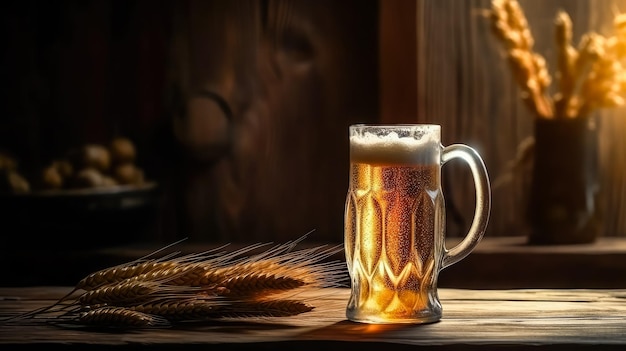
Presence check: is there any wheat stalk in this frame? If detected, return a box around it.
[219,272,305,296]
[554,10,579,118]
[6,235,347,329]
[490,0,553,118]
[75,241,261,291]
[217,299,314,318]
[77,260,180,291]
[77,280,206,307]
[77,306,171,328]
[131,298,225,321]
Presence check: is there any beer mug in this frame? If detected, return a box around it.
[344,124,491,324]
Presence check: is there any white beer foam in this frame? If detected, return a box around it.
[350,131,439,165]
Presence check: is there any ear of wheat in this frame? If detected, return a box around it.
[489,0,626,119]
[3,234,347,328]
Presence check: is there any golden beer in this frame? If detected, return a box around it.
[345,124,490,324]
[345,129,444,323]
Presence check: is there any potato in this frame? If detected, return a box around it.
[71,168,105,189]
[52,159,74,178]
[109,137,136,164]
[0,170,30,194]
[112,163,144,185]
[41,165,64,190]
[68,145,111,172]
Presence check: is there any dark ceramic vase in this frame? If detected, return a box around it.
[527,115,602,245]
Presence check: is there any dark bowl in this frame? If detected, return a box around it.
[0,182,161,250]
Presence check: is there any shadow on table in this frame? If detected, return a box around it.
[297,319,437,339]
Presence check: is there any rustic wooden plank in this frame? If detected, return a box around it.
[2,287,626,349]
[441,236,626,289]
[379,0,418,124]
[456,236,626,254]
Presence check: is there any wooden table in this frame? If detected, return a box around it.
[2,286,626,350]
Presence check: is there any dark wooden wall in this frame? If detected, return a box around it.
[161,0,379,244]
[0,0,623,247]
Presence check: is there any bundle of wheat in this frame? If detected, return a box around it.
[4,235,347,328]
[489,0,626,119]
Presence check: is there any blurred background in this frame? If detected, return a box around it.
[0,0,625,254]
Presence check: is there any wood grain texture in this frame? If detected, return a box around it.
[161,0,379,244]
[2,287,626,350]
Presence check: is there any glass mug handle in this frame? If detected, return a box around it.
[441,144,491,269]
